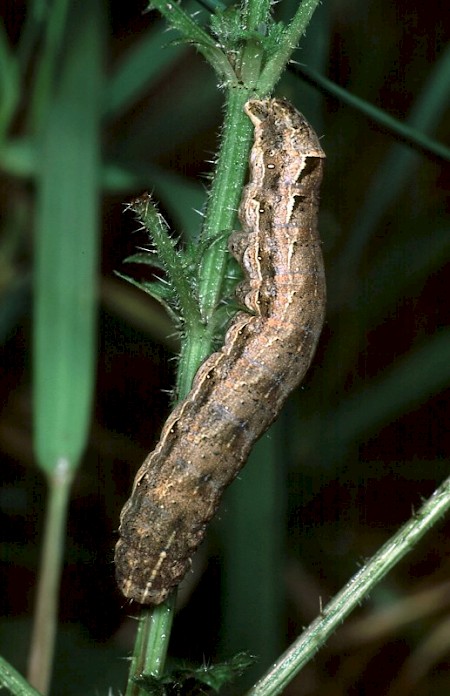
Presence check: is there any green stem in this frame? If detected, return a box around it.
[198,87,253,320]
[257,0,322,94]
[126,85,255,691]
[245,474,450,696]
[125,595,176,696]
[176,318,211,402]
[293,63,450,162]
[27,462,74,695]
[141,595,176,676]
[0,656,42,696]
[243,0,272,32]
[176,87,256,398]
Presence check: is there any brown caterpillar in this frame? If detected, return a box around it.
[115,98,326,604]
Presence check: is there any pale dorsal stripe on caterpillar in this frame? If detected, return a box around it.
[115,98,326,604]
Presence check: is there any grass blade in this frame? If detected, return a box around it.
[33,3,103,474]
[29,2,104,692]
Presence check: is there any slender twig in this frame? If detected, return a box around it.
[245,474,450,696]
[292,63,450,162]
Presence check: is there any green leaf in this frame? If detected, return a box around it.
[124,251,166,269]
[115,271,178,323]
[128,194,202,324]
[135,653,255,694]
[149,0,236,83]
[33,1,103,474]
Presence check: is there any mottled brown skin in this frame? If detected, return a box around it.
[115,98,326,604]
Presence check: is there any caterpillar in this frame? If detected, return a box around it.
[115,98,326,604]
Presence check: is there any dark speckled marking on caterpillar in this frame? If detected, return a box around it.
[115,98,326,604]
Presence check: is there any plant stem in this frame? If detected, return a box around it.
[293,63,450,162]
[0,656,42,696]
[197,88,254,318]
[141,595,176,676]
[125,595,176,696]
[245,474,450,696]
[176,87,254,401]
[243,0,272,31]
[126,85,255,691]
[257,0,322,94]
[27,462,74,695]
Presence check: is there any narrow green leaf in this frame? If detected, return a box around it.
[115,271,178,322]
[149,0,236,82]
[129,194,200,323]
[293,63,450,162]
[29,6,105,687]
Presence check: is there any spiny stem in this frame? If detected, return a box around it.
[246,474,450,696]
